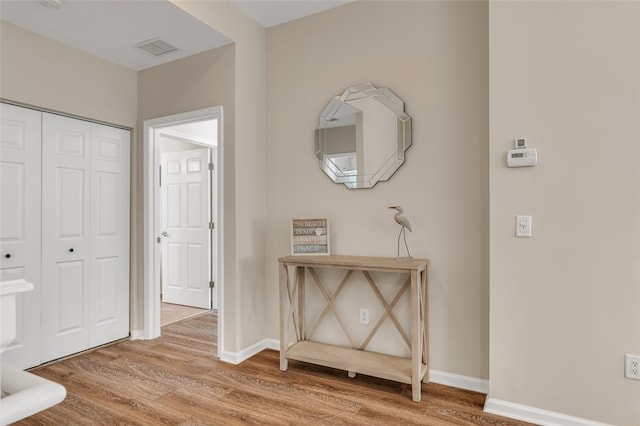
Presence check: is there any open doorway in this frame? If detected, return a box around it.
[158,128,215,321]
[143,107,223,355]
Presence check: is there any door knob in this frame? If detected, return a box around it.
[161,231,169,237]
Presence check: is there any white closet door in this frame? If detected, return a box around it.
[41,113,92,362]
[0,103,42,369]
[90,123,130,347]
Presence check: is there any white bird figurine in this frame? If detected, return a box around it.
[388,205,412,260]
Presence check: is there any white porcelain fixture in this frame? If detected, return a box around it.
[0,363,67,425]
[0,279,33,347]
[1,279,66,425]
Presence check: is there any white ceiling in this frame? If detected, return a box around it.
[0,0,352,71]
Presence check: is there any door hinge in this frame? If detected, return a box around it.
[209,222,214,230]
[209,281,215,288]
[159,165,162,187]
[209,162,214,171]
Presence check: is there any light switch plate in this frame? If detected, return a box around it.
[516,215,532,237]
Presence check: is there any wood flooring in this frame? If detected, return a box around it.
[161,302,209,326]
[16,313,532,425]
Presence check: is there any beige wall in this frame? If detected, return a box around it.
[489,1,640,424]
[137,44,236,337]
[266,1,489,378]
[157,136,204,155]
[0,21,137,128]
[169,0,267,352]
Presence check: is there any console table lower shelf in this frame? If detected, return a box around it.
[285,341,428,385]
[278,255,429,402]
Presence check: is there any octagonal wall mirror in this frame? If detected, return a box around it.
[315,83,412,189]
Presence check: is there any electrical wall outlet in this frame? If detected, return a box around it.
[359,308,369,325]
[625,354,640,380]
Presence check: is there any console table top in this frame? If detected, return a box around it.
[278,255,428,272]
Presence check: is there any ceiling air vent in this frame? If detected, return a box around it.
[135,38,178,57]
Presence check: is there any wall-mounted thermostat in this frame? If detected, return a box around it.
[507,148,537,167]
[507,138,537,167]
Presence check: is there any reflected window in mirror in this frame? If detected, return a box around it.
[315,83,412,189]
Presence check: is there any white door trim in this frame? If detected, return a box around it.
[143,107,223,353]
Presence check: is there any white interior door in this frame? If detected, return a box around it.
[90,123,130,347]
[0,103,42,369]
[41,113,91,362]
[161,148,211,309]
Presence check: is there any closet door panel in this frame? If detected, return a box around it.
[57,168,86,237]
[90,123,130,346]
[42,113,91,362]
[0,103,42,369]
[56,260,85,332]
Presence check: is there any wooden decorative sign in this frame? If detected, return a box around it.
[291,219,329,255]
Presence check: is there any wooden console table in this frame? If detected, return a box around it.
[278,255,429,402]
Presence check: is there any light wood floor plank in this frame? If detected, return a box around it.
[161,303,209,327]
[16,312,532,425]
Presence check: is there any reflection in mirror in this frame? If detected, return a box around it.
[315,83,412,189]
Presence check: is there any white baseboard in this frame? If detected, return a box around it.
[219,338,279,365]
[430,369,489,394]
[262,338,280,351]
[484,398,609,426]
[129,330,145,340]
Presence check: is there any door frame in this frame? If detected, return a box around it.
[143,106,223,352]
